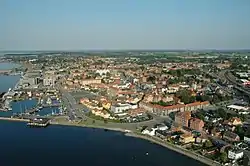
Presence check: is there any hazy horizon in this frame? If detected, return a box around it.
[1,0,250,51]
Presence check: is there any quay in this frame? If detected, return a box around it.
[27,117,51,127]
[0,116,29,122]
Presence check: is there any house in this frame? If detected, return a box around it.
[223,131,240,142]
[196,136,208,144]
[228,117,242,126]
[228,148,244,160]
[142,127,157,136]
[244,135,250,144]
[189,118,204,131]
[202,147,218,155]
[102,101,112,110]
[156,124,169,131]
[179,133,195,144]
[155,130,171,140]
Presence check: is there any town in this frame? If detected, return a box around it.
[0,51,250,166]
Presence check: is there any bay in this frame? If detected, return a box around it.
[0,121,205,166]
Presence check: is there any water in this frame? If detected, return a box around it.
[0,121,205,166]
[0,99,37,117]
[0,62,20,92]
[0,75,20,92]
[0,98,61,117]
[0,62,20,70]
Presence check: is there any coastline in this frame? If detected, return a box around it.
[125,133,221,166]
[0,117,221,166]
[50,122,222,166]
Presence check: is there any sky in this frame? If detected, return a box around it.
[1,0,250,51]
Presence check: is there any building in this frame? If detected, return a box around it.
[223,131,240,142]
[228,117,242,126]
[81,79,102,85]
[110,103,137,114]
[175,111,191,127]
[228,149,244,160]
[179,133,195,144]
[227,105,249,112]
[142,127,157,136]
[189,118,204,131]
[244,135,250,144]
[43,75,55,86]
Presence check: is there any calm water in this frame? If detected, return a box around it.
[0,62,20,70]
[0,98,60,117]
[0,75,20,92]
[0,62,20,92]
[0,121,205,166]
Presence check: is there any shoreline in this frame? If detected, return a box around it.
[0,117,221,166]
[125,133,221,166]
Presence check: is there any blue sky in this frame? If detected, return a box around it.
[1,0,250,50]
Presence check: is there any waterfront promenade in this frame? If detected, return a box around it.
[0,117,29,122]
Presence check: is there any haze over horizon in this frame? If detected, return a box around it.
[1,0,250,51]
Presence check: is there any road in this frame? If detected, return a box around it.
[224,70,250,98]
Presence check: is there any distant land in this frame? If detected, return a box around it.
[1,49,250,57]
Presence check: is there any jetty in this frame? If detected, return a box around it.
[0,116,29,122]
[27,117,50,127]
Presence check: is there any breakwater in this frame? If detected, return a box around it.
[0,117,29,122]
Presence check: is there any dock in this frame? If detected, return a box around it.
[27,117,50,127]
[0,116,29,122]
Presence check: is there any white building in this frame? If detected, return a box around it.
[228,149,244,160]
[142,128,157,136]
[157,124,169,131]
[227,105,249,111]
[244,136,250,144]
[96,69,110,76]
[43,76,55,86]
[110,103,138,114]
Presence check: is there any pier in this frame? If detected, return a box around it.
[27,117,50,127]
[0,116,29,122]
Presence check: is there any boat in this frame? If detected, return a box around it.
[51,109,55,115]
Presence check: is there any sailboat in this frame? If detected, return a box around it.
[51,109,55,115]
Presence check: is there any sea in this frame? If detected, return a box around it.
[0,62,205,166]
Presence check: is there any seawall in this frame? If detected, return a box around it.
[0,117,29,122]
[125,133,222,166]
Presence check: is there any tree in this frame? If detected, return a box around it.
[219,152,228,163]
[147,76,156,83]
[204,140,213,148]
[235,125,245,140]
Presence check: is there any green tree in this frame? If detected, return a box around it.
[219,152,228,163]
[235,125,245,140]
[204,140,213,148]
